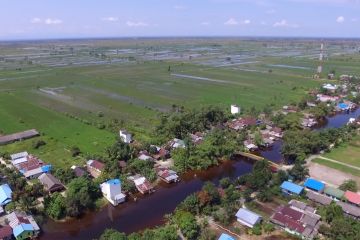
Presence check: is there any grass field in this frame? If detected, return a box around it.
[0,38,359,167]
[323,135,360,168]
[312,158,360,177]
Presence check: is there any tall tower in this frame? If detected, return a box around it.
[316,43,324,76]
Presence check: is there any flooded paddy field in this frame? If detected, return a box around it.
[0,37,359,162]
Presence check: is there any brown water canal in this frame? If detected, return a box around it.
[40,108,360,240]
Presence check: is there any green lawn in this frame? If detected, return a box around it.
[0,93,116,167]
[323,135,360,168]
[312,158,360,177]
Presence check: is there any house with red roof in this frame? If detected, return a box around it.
[344,191,360,206]
[86,160,105,178]
[131,176,154,194]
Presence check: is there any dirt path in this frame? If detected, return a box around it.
[307,161,360,187]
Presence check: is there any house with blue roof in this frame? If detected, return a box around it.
[218,233,235,240]
[235,208,262,228]
[0,184,12,206]
[100,179,126,206]
[304,178,325,192]
[6,211,40,240]
[280,181,304,196]
[13,223,34,240]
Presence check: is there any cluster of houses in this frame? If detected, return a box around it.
[277,178,360,238]
[0,184,40,240]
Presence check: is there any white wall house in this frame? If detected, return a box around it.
[119,130,132,143]
[100,179,126,206]
[231,105,240,115]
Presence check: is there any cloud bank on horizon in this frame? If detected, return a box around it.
[0,0,359,39]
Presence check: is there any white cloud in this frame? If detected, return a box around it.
[126,21,149,27]
[31,18,42,24]
[224,18,239,25]
[336,16,345,23]
[273,19,299,28]
[102,17,119,22]
[44,18,63,25]
[260,21,268,25]
[243,19,251,24]
[352,18,358,22]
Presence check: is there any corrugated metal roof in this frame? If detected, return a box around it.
[218,233,235,240]
[281,181,304,195]
[344,191,360,205]
[235,208,262,226]
[13,223,33,238]
[304,178,325,192]
[324,186,344,199]
[0,184,12,206]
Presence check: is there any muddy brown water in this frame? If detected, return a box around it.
[40,108,360,239]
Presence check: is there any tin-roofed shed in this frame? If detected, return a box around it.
[235,208,262,228]
[280,181,304,195]
[324,186,344,200]
[0,184,12,206]
[218,233,235,240]
[304,178,325,192]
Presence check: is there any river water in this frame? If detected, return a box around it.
[40,108,360,240]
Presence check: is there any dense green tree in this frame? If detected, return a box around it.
[173,210,200,240]
[99,229,127,240]
[179,194,200,214]
[44,192,66,220]
[106,138,132,161]
[339,179,358,192]
[54,168,76,185]
[65,177,101,217]
[288,161,309,181]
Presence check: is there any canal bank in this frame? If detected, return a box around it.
[40,108,360,240]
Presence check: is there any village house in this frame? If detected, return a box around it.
[119,130,132,143]
[344,191,360,206]
[282,105,298,114]
[189,132,204,145]
[316,94,339,103]
[303,178,325,193]
[270,201,321,240]
[280,181,304,196]
[0,225,12,240]
[38,173,64,193]
[235,208,262,228]
[324,186,344,201]
[327,73,335,80]
[129,175,154,194]
[168,138,186,149]
[0,184,12,206]
[228,117,257,131]
[301,114,317,129]
[243,139,258,151]
[10,152,51,179]
[0,129,39,146]
[70,165,87,177]
[151,147,170,160]
[322,83,338,93]
[137,150,154,161]
[218,233,235,240]
[230,104,240,115]
[336,201,360,219]
[306,191,332,206]
[6,211,40,240]
[86,160,105,178]
[100,179,126,206]
[156,167,179,183]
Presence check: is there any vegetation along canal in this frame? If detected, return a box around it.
[40,108,360,240]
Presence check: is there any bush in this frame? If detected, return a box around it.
[70,146,81,157]
[32,140,46,149]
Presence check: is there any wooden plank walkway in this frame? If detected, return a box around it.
[235,152,280,169]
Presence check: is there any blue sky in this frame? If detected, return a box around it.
[0,0,359,40]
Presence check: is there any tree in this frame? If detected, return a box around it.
[173,210,200,240]
[65,177,101,217]
[319,202,343,223]
[179,194,200,214]
[44,192,66,220]
[106,138,131,161]
[100,229,127,240]
[54,168,75,185]
[288,161,309,181]
[339,179,358,192]
[70,146,81,157]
